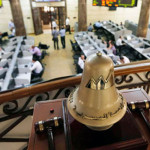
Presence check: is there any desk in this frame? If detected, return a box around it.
[101,21,150,60]
[122,37,150,60]
[0,36,33,91]
[75,32,119,65]
[28,88,150,150]
[101,21,129,41]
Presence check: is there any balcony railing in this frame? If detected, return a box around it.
[0,60,150,150]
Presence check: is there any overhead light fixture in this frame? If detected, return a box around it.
[51,7,54,12]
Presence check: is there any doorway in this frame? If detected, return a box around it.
[40,6,66,32]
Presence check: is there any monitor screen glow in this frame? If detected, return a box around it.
[35,0,61,2]
[0,0,2,7]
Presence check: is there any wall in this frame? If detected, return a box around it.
[32,1,65,7]
[20,0,34,34]
[66,0,78,28]
[0,0,147,34]
[66,0,143,29]
[0,0,34,34]
[0,0,13,34]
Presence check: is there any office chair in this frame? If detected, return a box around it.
[0,71,7,79]
[8,79,15,90]
[3,62,9,68]
[21,40,26,45]
[12,68,19,78]
[18,51,23,58]
[2,32,8,38]
[23,36,27,40]
[38,42,50,56]
[38,42,50,50]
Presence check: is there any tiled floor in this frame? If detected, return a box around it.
[31,30,76,81]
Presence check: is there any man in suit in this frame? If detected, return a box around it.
[52,27,59,50]
[59,26,66,49]
[66,17,71,34]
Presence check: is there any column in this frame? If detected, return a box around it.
[29,0,43,35]
[9,0,26,36]
[137,0,150,37]
[78,0,87,31]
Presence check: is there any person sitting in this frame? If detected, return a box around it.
[116,36,123,47]
[78,55,85,73]
[87,23,93,32]
[119,56,130,64]
[94,21,102,30]
[120,22,124,27]
[108,41,116,55]
[29,46,42,59]
[30,57,43,79]
[8,27,15,39]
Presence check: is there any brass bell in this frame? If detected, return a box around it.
[67,52,127,131]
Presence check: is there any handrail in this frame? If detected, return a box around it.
[0,61,150,104]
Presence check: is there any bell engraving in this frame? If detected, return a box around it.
[86,70,113,90]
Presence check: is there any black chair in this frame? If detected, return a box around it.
[0,71,7,79]
[70,40,78,51]
[38,42,50,50]
[8,79,15,90]
[2,32,8,38]
[12,68,19,78]
[18,51,23,58]
[21,40,26,45]
[23,36,27,40]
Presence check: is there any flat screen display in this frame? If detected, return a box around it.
[0,0,2,7]
[93,0,138,7]
[35,0,61,2]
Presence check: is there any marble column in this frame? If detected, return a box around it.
[29,0,43,35]
[9,0,26,36]
[137,0,150,37]
[78,0,87,31]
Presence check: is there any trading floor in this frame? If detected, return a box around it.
[32,32,76,80]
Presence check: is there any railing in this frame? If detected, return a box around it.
[0,60,150,150]
[0,60,150,103]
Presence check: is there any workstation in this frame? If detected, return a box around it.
[0,36,33,91]
[74,31,121,65]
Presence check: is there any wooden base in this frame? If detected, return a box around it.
[28,89,150,150]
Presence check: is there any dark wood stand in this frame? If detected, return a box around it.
[28,88,150,150]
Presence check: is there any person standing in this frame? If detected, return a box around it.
[59,26,66,49]
[66,17,71,34]
[52,27,59,50]
[52,19,57,29]
[8,19,15,31]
